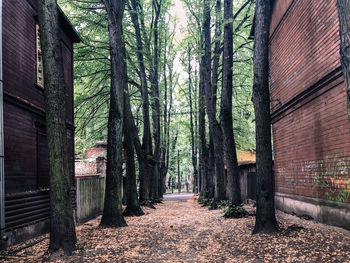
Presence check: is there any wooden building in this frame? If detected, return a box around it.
[0,0,80,247]
[270,0,350,229]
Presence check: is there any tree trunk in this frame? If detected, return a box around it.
[122,176,127,205]
[128,0,153,202]
[123,80,153,206]
[203,0,226,203]
[177,150,181,193]
[194,66,199,193]
[150,0,162,201]
[252,0,278,234]
[198,56,209,198]
[37,0,76,254]
[160,34,169,197]
[336,0,350,128]
[188,45,198,193]
[100,0,127,228]
[123,112,144,216]
[207,134,215,199]
[221,0,241,205]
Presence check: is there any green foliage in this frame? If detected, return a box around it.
[198,197,214,207]
[217,200,231,209]
[58,0,256,183]
[312,154,350,203]
[223,204,248,218]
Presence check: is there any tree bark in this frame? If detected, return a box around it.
[221,0,241,205]
[177,150,181,193]
[207,134,215,199]
[198,55,209,198]
[128,0,153,203]
[203,0,226,203]
[336,0,350,129]
[123,112,144,216]
[160,33,169,197]
[100,0,127,227]
[150,0,162,201]
[188,45,198,193]
[252,0,278,234]
[37,0,77,254]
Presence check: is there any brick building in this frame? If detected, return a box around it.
[270,0,350,229]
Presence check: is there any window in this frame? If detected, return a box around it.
[36,24,44,87]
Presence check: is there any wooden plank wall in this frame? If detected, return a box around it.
[2,0,75,194]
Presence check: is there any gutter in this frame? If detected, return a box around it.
[0,0,7,241]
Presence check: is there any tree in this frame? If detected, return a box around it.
[252,0,278,234]
[37,0,76,254]
[187,45,198,193]
[127,0,153,203]
[100,0,127,227]
[202,0,226,204]
[150,0,163,201]
[123,107,144,216]
[199,49,210,198]
[336,0,350,128]
[221,0,241,205]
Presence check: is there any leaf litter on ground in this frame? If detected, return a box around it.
[0,193,349,263]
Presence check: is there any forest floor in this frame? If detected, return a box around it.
[1,193,350,263]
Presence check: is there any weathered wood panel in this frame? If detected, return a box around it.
[4,103,37,193]
[2,0,76,196]
[76,176,105,223]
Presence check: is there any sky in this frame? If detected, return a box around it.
[169,0,188,43]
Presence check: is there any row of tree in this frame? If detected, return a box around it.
[37,0,265,255]
[180,0,277,233]
[37,0,350,256]
[39,0,183,254]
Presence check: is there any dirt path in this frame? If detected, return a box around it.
[1,193,350,262]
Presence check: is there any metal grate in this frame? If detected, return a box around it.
[5,190,50,229]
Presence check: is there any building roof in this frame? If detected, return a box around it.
[58,7,82,43]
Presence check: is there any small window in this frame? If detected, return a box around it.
[36,24,44,87]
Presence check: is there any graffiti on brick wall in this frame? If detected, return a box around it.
[311,154,350,203]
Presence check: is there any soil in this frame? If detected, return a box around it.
[1,193,349,262]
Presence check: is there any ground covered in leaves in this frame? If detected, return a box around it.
[1,193,350,262]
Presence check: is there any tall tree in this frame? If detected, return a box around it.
[187,45,198,193]
[123,107,144,216]
[221,0,241,204]
[150,0,163,201]
[252,0,278,234]
[128,0,153,203]
[37,0,77,254]
[336,0,350,128]
[203,0,226,203]
[100,0,127,227]
[198,56,209,198]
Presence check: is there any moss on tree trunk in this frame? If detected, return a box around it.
[100,0,127,228]
[252,0,278,234]
[36,0,77,254]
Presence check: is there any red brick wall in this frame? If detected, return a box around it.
[270,0,350,203]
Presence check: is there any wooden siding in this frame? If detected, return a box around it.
[270,0,350,203]
[3,0,76,201]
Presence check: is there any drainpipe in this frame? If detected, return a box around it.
[0,0,7,241]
